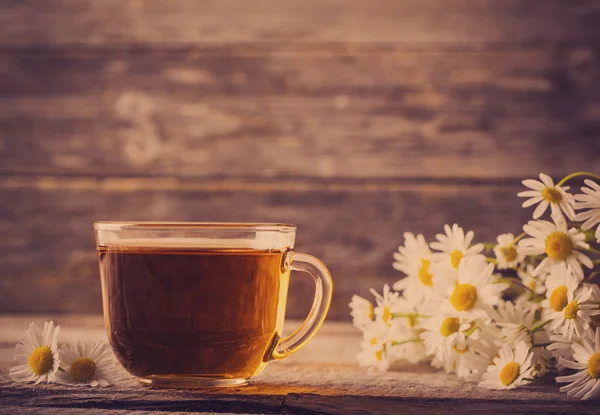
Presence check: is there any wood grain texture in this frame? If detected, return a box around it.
[1,0,600,46]
[0,315,597,415]
[0,180,531,318]
[0,47,599,179]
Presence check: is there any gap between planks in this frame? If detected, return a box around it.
[0,175,524,193]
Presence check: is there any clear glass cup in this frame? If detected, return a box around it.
[94,222,333,388]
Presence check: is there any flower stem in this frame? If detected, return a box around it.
[496,277,535,295]
[583,246,600,256]
[557,172,600,186]
[486,257,498,264]
[585,271,600,283]
[392,338,423,346]
[511,232,526,246]
[530,320,551,334]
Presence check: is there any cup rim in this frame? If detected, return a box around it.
[94,221,297,232]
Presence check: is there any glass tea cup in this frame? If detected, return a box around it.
[95,222,333,387]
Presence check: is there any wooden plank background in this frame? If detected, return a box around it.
[1,0,599,319]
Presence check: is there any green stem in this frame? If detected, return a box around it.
[486,257,498,264]
[391,338,423,346]
[496,277,535,295]
[391,313,431,319]
[557,172,600,186]
[463,323,479,337]
[511,232,526,246]
[585,271,600,283]
[583,246,600,256]
[530,320,551,334]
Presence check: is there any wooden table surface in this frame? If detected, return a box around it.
[0,315,598,414]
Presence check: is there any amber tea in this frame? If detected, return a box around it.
[95,223,332,388]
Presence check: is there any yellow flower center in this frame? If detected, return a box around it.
[542,187,563,204]
[499,362,520,386]
[382,306,391,324]
[528,280,537,290]
[69,357,97,383]
[500,246,518,262]
[545,232,573,261]
[549,285,568,312]
[440,317,460,337]
[588,352,600,378]
[450,284,478,311]
[452,345,469,354]
[418,258,433,286]
[28,346,54,376]
[450,250,464,270]
[563,300,579,320]
[374,350,383,361]
[368,304,375,320]
[370,337,377,346]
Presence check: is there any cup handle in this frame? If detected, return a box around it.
[267,252,333,361]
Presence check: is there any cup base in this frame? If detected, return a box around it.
[137,375,250,388]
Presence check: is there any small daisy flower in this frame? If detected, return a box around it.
[517,265,546,296]
[441,255,506,320]
[357,321,392,371]
[349,295,375,330]
[9,321,60,384]
[518,173,575,221]
[479,341,534,390]
[370,285,401,326]
[493,233,525,270]
[421,314,470,361]
[574,179,600,243]
[543,264,600,340]
[491,299,537,347]
[392,233,435,299]
[56,340,117,387]
[556,328,600,400]
[519,214,592,280]
[429,224,484,279]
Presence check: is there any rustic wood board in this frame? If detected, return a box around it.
[1,0,600,46]
[0,315,598,414]
[0,181,534,318]
[0,47,599,179]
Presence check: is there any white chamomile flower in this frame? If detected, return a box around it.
[442,255,506,320]
[357,321,392,371]
[519,214,592,280]
[556,328,600,400]
[574,179,600,243]
[493,233,525,270]
[370,284,401,326]
[518,173,575,221]
[349,295,375,330]
[56,340,117,387]
[543,264,600,340]
[429,224,484,279]
[479,341,534,390]
[517,265,546,296]
[392,233,435,299]
[9,321,60,384]
[421,314,470,361]
[492,299,537,347]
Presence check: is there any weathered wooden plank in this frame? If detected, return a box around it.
[1,0,600,46]
[0,316,597,415]
[0,408,243,415]
[0,47,599,179]
[0,180,532,319]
